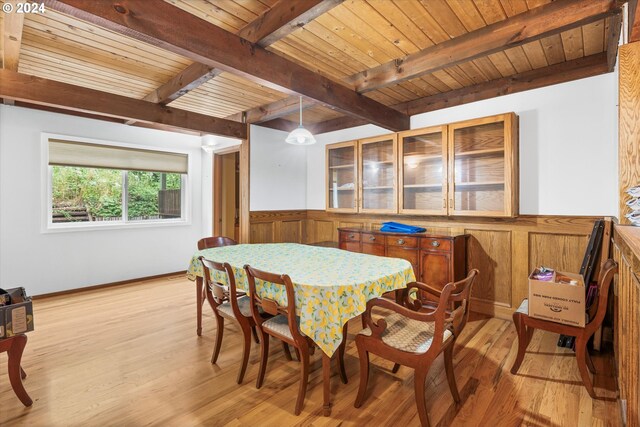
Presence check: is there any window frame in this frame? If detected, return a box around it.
[41,133,191,233]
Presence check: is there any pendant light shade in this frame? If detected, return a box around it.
[285,97,316,146]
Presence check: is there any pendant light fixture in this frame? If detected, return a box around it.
[285,96,316,146]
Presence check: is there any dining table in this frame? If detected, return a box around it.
[187,242,415,415]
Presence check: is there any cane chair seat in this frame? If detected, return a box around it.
[359,313,453,354]
[217,295,252,319]
[262,314,304,340]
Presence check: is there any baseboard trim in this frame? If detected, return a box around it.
[32,270,187,300]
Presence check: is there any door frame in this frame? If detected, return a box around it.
[212,129,249,243]
[212,147,239,237]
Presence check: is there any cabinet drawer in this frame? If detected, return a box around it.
[386,246,419,266]
[362,233,381,244]
[340,241,361,253]
[420,237,451,252]
[386,236,419,248]
[340,231,361,242]
[362,243,385,256]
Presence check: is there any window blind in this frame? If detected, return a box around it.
[48,139,188,174]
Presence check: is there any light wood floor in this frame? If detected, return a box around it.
[0,276,620,426]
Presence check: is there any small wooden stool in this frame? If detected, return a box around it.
[0,334,32,406]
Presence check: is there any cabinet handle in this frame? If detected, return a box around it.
[431,240,440,247]
[397,239,405,245]
[369,236,376,241]
[349,233,355,239]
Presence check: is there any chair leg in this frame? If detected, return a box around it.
[237,324,252,384]
[282,341,293,361]
[586,349,596,374]
[294,347,301,361]
[338,323,348,384]
[7,335,32,407]
[414,367,431,427]
[526,324,535,345]
[392,363,401,373]
[354,342,370,408]
[251,326,260,344]
[444,344,460,403]
[575,337,596,398]
[510,313,529,375]
[256,331,270,389]
[20,367,27,379]
[294,346,311,415]
[211,312,225,364]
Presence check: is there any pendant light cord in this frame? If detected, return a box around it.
[299,96,303,126]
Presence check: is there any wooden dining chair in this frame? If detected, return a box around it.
[354,269,478,427]
[197,236,237,251]
[511,259,618,398]
[245,264,348,416]
[195,237,238,335]
[199,256,258,384]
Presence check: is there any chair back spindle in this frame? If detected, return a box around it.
[199,257,244,319]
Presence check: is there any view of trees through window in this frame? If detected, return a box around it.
[52,166,182,223]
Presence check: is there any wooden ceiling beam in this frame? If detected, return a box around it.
[300,52,613,135]
[255,118,300,132]
[2,0,25,106]
[226,95,315,123]
[131,0,343,126]
[144,62,221,104]
[390,53,611,116]
[347,0,622,93]
[237,0,343,47]
[0,70,246,139]
[12,101,126,124]
[254,115,368,135]
[307,116,368,135]
[124,63,220,125]
[41,0,409,132]
[1,1,24,71]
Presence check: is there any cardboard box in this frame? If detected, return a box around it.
[0,288,34,339]
[528,269,585,327]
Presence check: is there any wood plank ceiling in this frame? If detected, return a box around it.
[0,0,625,137]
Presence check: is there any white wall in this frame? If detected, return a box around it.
[0,105,206,295]
[306,72,619,215]
[250,124,307,211]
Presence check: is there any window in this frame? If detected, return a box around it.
[44,135,189,230]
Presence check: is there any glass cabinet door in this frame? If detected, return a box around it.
[326,141,357,212]
[448,113,517,216]
[359,134,397,213]
[398,126,448,215]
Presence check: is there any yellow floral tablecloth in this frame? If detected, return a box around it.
[187,243,415,356]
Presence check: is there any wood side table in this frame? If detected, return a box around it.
[0,334,33,406]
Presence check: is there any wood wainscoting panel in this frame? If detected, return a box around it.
[313,220,337,243]
[251,210,601,319]
[339,221,365,229]
[250,222,274,243]
[280,220,303,243]
[613,225,640,427]
[250,210,306,243]
[466,229,512,307]
[619,41,640,225]
[528,233,589,273]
